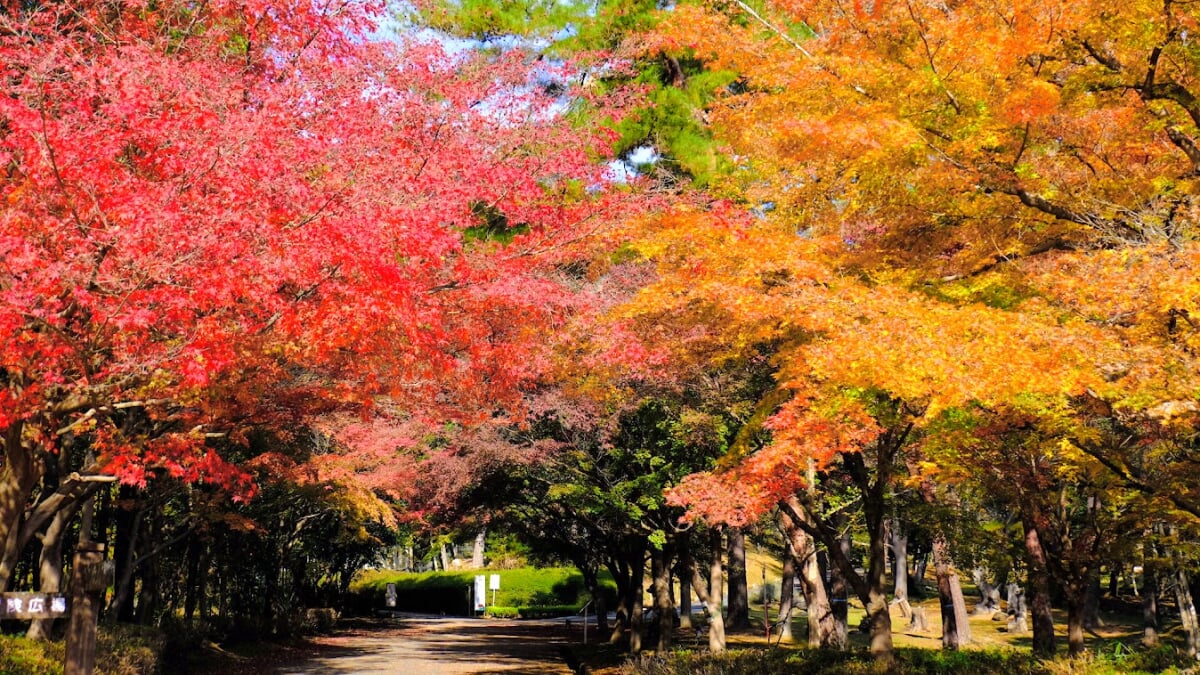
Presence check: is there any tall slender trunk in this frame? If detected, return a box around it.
[651,545,675,652]
[1142,555,1159,647]
[608,557,632,645]
[778,546,796,642]
[581,563,608,635]
[629,551,646,654]
[707,527,726,652]
[109,500,144,624]
[1022,518,1057,657]
[725,526,750,631]
[801,544,834,647]
[678,540,694,631]
[891,523,911,618]
[911,553,928,596]
[932,534,970,648]
[1175,565,1200,659]
[439,543,451,571]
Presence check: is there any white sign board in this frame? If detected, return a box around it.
[489,574,500,591]
[474,575,486,611]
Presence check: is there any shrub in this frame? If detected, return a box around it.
[0,624,167,675]
[619,647,1050,675]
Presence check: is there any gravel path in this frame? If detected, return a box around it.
[267,615,581,675]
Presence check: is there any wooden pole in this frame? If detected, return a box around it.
[65,542,106,675]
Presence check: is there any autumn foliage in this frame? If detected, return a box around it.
[0,0,636,585]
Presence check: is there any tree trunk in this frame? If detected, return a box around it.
[823,547,851,648]
[778,546,796,642]
[801,544,836,647]
[439,543,451,571]
[725,526,750,631]
[891,524,911,618]
[0,424,37,591]
[1108,563,1120,598]
[911,553,929,596]
[608,557,632,645]
[1175,565,1200,659]
[651,545,675,652]
[932,535,970,648]
[1065,581,1087,657]
[629,551,645,654]
[581,563,608,635]
[1084,571,1103,631]
[108,500,144,624]
[707,527,727,652]
[1023,519,1057,657]
[779,503,835,647]
[1142,560,1159,647]
[471,529,486,569]
[677,534,697,632]
[27,505,75,640]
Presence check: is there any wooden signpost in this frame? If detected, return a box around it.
[65,542,107,675]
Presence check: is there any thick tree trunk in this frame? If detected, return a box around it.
[725,526,750,631]
[0,423,37,591]
[650,545,675,652]
[472,528,486,569]
[439,543,451,571]
[932,535,970,648]
[778,546,796,642]
[1023,519,1057,657]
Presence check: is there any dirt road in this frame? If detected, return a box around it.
[266,615,583,675]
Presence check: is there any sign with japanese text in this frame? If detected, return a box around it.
[0,593,69,619]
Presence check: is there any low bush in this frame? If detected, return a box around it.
[619,647,1049,675]
[0,624,167,675]
[619,645,1200,675]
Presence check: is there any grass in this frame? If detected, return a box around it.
[350,566,615,616]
